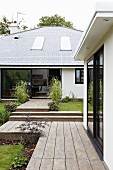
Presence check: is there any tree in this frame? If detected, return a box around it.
[0,16,10,35]
[37,14,75,29]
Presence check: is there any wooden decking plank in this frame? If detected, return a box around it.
[0,121,13,132]
[11,121,25,132]
[76,122,100,161]
[26,122,52,170]
[17,99,50,110]
[76,122,106,170]
[66,158,79,170]
[53,159,66,170]
[1,121,17,132]
[64,122,77,158]
[40,159,53,170]
[90,160,108,170]
[64,122,79,169]
[69,122,92,170]
[54,122,65,159]
[32,122,52,159]
[43,122,57,158]
[26,158,41,170]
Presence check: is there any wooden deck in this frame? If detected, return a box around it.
[27,122,108,170]
[16,99,51,110]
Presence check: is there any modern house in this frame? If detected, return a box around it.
[0,26,84,99]
[75,2,113,170]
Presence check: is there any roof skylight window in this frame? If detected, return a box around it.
[60,37,72,51]
[31,36,45,50]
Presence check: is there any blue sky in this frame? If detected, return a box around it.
[0,0,112,30]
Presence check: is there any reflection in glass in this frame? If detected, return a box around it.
[2,70,31,98]
[87,58,94,135]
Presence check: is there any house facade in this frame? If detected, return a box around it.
[75,3,113,170]
[0,26,84,99]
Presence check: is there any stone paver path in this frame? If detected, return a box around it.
[27,122,108,170]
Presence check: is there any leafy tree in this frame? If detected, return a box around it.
[37,14,75,29]
[0,16,10,35]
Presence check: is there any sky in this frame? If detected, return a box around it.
[0,0,113,31]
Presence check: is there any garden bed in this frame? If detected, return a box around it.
[0,139,37,170]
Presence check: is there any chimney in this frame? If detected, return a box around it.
[9,21,20,34]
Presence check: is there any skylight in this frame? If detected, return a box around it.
[60,37,72,51]
[31,36,45,50]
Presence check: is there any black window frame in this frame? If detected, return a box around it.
[75,68,84,84]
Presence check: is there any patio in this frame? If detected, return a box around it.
[27,122,108,170]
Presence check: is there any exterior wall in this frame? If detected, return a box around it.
[104,28,113,170]
[0,69,1,100]
[83,61,87,129]
[83,27,113,170]
[62,68,84,99]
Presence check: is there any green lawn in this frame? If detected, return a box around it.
[88,103,93,111]
[0,102,5,113]
[58,100,83,112]
[0,144,23,170]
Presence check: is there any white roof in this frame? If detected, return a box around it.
[74,2,113,60]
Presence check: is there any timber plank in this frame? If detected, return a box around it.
[54,122,65,159]
[69,122,92,170]
[66,158,79,170]
[43,122,57,158]
[53,159,66,170]
[76,122,107,170]
[40,159,53,170]
[0,121,13,132]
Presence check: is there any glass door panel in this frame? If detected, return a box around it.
[87,58,94,135]
[87,47,104,156]
[95,51,103,153]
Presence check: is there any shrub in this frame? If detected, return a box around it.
[17,118,48,144]
[4,102,18,112]
[48,102,59,111]
[15,80,29,104]
[12,155,28,168]
[0,111,10,125]
[88,81,93,105]
[50,77,61,103]
[62,96,70,103]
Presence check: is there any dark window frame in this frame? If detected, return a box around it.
[75,68,84,84]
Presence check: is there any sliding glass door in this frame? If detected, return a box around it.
[94,50,104,153]
[87,47,104,156]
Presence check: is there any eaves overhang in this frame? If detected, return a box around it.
[74,3,113,60]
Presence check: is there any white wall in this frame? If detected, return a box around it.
[62,68,84,99]
[83,27,113,170]
[104,28,113,170]
[83,61,87,130]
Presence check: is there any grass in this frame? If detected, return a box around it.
[0,144,23,170]
[88,103,93,111]
[0,102,10,126]
[0,102,5,113]
[58,100,83,112]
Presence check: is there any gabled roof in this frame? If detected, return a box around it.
[0,26,83,67]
